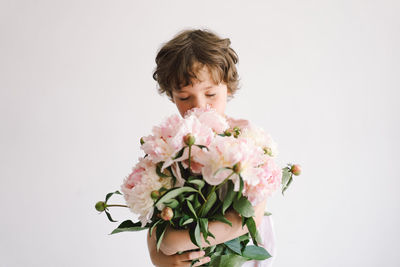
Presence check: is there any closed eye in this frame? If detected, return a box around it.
[179,96,190,101]
[206,94,216,97]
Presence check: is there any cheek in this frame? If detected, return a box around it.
[212,96,227,114]
[175,102,189,116]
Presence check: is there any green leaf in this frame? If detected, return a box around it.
[168,166,177,187]
[224,237,242,255]
[208,200,221,217]
[245,217,259,246]
[237,176,244,199]
[200,191,217,217]
[238,233,250,242]
[187,176,198,181]
[255,231,263,246]
[164,199,179,209]
[264,211,272,216]
[189,222,202,248]
[186,194,195,202]
[173,147,186,160]
[186,200,198,219]
[188,179,205,189]
[199,218,209,243]
[156,162,170,178]
[193,194,201,209]
[181,218,194,226]
[233,196,254,218]
[240,236,250,247]
[241,216,246,228]
[205,245,216,255]
[195,144,208,150]
[105,210,117,222]
[178,161,187,178]
[281,167,291,186]
[179,215,190,226]
[282,176,293,195]
[210,214,232,227]
[210,254,248,267]
[155,187,197,210]
[209,255,221,266]
[222,181,235,214]
[208,230,215,239]
[156,222,168,251]
[242,245,271,260]
[110,220,147,234]
[224,247,236,255]
[215,244,225,253]
[149,219,162,237]
[214,167,232,176]
[105,190,121,203]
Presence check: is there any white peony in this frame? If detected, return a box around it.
[121,160,172,226]
[239,126,278,157]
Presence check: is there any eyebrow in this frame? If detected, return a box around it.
[175,85,214,94]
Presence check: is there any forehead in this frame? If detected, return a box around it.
[174,66,217,93]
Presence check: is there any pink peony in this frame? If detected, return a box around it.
[122,157,150,189]
[239,125,278,157]
[184,106,229,134]
[243,155,282,205]
[141,114,215,171]
[194,136,265,190]
[121,157,173,226]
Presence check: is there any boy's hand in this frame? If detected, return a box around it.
[147,230,211,267]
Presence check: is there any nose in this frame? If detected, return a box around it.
[192,96,207,109]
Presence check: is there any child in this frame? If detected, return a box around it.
[147,29,276,267]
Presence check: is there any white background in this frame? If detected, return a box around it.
[1,0,399,266]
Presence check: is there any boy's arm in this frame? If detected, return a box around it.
[147,230,210,267]
[159,198,267,256]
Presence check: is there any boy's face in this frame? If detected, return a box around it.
[172,66,229,117]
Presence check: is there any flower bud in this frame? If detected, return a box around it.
[160,206,174,221]
[151,190,160,200]
[233,162,242,174]
[291,164,302,176]
[183,133,195,146]
[232,127,241,138]
[224,130,232,136]
[95,201,106,212]
[263,147,273,157]
[140,137,145,145]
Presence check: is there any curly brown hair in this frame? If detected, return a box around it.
[153,29,239,100]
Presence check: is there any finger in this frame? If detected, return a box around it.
[192,256,211,267]
[177,250,205,261]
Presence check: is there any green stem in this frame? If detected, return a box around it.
[106,204,128,208]
[188,145,192,172]
[214,171,235,192]
[198,190,207,202]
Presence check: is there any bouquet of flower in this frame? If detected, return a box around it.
[95,107,301,266]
